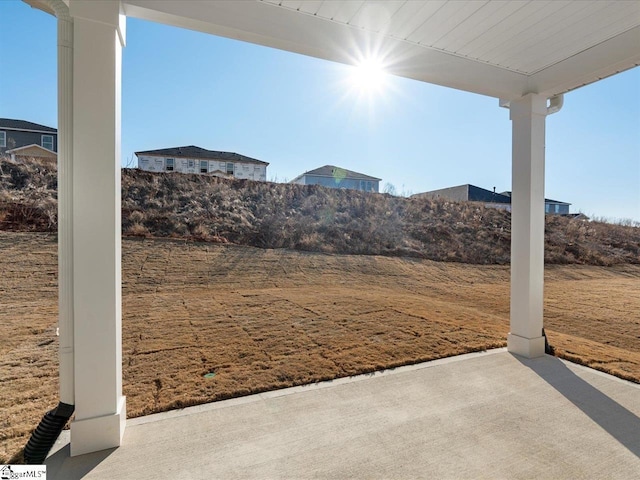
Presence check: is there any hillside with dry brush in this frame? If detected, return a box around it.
[1,156,638,265]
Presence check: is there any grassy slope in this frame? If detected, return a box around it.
[1,156,639,265]
[1,232,639,463]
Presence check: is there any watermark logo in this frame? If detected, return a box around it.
[0,465,46,479]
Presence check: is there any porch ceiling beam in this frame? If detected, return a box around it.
[528,25,640,96]
[122,0,640,100]
[122,0,528,99]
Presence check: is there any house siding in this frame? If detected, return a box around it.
[0,129,57,155]
[297,174,379,192]
[416,185,470,202]
[138,155,267,181]
[416,185,511,204]
[545,203,570,214]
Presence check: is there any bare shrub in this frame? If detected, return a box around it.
[129,210,145,224]
[191,223,210,242]
[127,222,150,237]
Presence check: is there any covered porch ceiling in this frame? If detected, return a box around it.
[121,0,640,100]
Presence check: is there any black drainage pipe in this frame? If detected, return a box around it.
[23,402,74,464]
[543,328,555,355]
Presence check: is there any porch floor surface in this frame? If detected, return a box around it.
[45,348,640,479]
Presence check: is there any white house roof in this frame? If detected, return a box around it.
[121,0,640,100]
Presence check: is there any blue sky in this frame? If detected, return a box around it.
[1,1,639,221]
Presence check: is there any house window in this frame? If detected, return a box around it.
[200,160,208,173]
[42,135,54,150]
[0,131,5,148]
[187,159,195,169]
[226,163,234,175]
[166,158,174,171]
[545,204,551,214]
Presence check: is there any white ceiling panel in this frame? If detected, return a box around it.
[348,1,405,33]
[426,1,490,47]
[510,3,640,73]
[479,1,575,65]
[296,1,325,16]
[389,1,448,40]
[382,0,435,40]
[278,1,305,11]
[486,1,610,68]
[410,1,488,46]
[435,1,526,53]
[331,1,366,24]
[313,1,343,20]
[457,1,557,59]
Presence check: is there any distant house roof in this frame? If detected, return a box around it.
[134,145,269,165]
[291,165,381,183]
[0,118,57,134]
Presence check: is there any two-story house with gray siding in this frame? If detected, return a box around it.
[290,165,381,192]
[0,118,58,156]
[135,146,268,181]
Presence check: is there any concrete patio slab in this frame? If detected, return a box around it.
[45,349,640,479]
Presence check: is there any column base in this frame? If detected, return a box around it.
[70,396,126,456]
[507,333,546,359]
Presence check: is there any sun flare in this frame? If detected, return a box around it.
[350,58,387,94]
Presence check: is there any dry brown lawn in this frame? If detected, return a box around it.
[1,231,639,462]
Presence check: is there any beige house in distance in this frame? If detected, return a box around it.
[5,144,57,162]
[135,145,268,181]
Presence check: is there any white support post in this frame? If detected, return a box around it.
[507,93,548,359]
[68,0,126,456]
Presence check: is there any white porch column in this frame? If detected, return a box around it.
[68,0,126,456]
[507,93,548,359]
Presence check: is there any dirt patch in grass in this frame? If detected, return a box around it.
[1,232,639,462]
